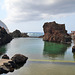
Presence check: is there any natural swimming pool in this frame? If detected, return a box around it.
[0,38,75,75]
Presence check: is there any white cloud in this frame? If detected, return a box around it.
[3,0,75,22]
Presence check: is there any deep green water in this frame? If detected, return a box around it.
[0,38,75,75]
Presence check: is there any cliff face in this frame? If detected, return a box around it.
[9,30,29,38]
[43,21,71,43]
[0,26,12,45]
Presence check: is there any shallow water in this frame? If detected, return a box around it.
[0,38,75,75]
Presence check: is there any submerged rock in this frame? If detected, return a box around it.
[43,21,71,44]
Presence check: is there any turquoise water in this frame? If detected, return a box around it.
[0,38,75,75]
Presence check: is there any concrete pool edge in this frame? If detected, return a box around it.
[28,59,75,65]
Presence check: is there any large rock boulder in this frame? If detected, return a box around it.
[43,21,71,44]
[11,54,28,64]
[9,30,21,38]
[0,26,12,45]
[2,54,9,59]
[9,30,29,38]
[0,54,28,74]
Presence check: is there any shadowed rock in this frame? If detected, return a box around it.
[0,26,12,45]
[11,54,28,64]
[0,54,28,74]
[9,30,21,38]
[2,54,9,59]
[9,29,29,38]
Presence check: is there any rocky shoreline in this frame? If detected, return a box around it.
[0,54,28,74]
[0,26,12,46]
[9,30,29,38]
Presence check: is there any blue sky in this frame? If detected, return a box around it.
[0,0,75,33]
[0,0,7,19]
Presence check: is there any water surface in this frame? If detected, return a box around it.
[0,38,75,75]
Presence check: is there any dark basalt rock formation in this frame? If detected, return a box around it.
[43,21,71,44]
[2,54,9,59]
[0,54,28,74]
[9,30,29,38]
[11,54,28,64]
[0,26,12,45]
[9,30,21,38]
[72,46,75,52]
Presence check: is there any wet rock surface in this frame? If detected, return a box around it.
[0,54,28,74]
[11,54,28,64]
[43,21,71,44]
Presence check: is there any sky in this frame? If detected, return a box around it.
[0,0,75,33]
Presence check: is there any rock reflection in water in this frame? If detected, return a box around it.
[72,39,75,60]
[0,46,6,56]
[43,41,71,59]
[73,52,75,61]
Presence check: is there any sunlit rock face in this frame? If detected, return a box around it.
[0,20,9,33]
[43,21,71,44]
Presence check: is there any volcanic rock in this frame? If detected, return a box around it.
[43,21,71,43]
[2,54,9,59]
[9,30,29,38]
[9,30,21,38]
[0,54,28,74]
[0,26,12,45]
[72,46,75,52]
[11,54,28,64]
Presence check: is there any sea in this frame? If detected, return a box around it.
[27,32,44,37]
[0,32,75,75]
